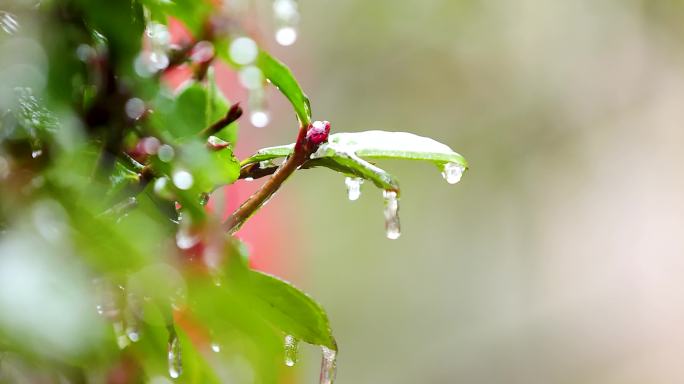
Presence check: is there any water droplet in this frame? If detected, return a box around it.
[127,326,140,342]
[284,335,299,367]
[158,144,175,162]
[229,37,258,65]
[76,44,95,62]
[168,333,182,379]
[275,27,298,46]
[238,66,264,90]
[172,170,193,190]
[142,137,161,154]
[383,190,400,240]
[441,162,464,184]
[31,149,42,158]
[319,346,337,384]
[176,226,200,250]
[148,51,170,70]
[211,342,221,353]
[0,11,19,35]
[250,110,270,128]
[96,304,104,315]
[273,0,299,20]
[125,98,146,120]
[114,321,130,349]
[154,177,175,200]
[134,53,155,77]
[134,50,169,77]
[31,200,67,242]
[146,22,171,48]
[344,177,363,201]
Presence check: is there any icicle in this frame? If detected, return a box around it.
[284,335,299,367]
[441,162,464,184]
[168,333,182,379]
[319,346,337,384]
[113,321,130,349]
[344,177,363,201]
[383,190,400,239]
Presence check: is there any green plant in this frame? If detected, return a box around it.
[0,1,467,383]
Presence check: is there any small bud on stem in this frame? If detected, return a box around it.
[306,120,331,145]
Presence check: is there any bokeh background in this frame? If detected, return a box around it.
[236,0,684,382]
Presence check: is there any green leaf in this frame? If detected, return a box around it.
[240,131,468,191]
[176,139,240,192]
[234,270,336,350]
[239,144,294,167]
[151,86,204,139]
[141,0,211,36]
[256,51,312,126]
[151,80,236,141]
[215,43,310,126]
[73,0,145,69]
[206,70,237,143]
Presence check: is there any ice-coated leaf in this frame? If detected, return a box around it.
[324,131,468,167]
[256,51,312,126]
[240,131,467,191]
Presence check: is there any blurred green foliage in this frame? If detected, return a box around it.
[0,0,467,382]
[0,1,334,382]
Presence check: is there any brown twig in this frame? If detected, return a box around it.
[223,126,315,233]
[199,103,243,138]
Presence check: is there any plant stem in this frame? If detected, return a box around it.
[224,126,312,233]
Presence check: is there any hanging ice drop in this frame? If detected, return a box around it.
[441,162,464,184]
[168,334,182,379]
[284,335,299,367]
[319,346,337,384]
[383,190,401,240]
[344,177,363,201]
